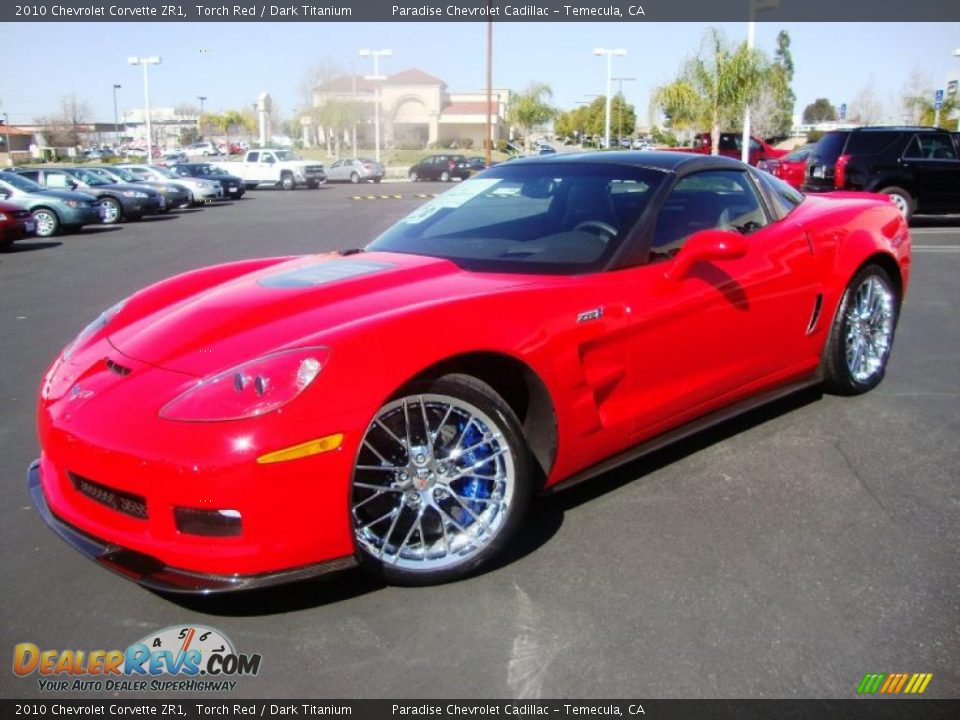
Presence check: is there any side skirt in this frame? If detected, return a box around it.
[544,374,823,495]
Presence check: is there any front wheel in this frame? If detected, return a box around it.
[351,375,533,585]
[280,174,296,191]
[440,170,451,182]
[350,172,360,184]
[99,198,122,224]
[306,180,319,189]
[822,264,899,395]
[32,208,60,237]
[408,171,419,182]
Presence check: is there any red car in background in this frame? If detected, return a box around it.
[0,200,37,249]
[29,153,910,593]
[759,144,812,190]
[672,132,789,166]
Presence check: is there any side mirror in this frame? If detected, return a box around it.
[664,229,748,281]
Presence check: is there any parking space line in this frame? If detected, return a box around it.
[912,246,960,252]
[350,193,438,201]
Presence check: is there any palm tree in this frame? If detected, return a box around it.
[904,94,958,129]
[507,82,557,151]
[206,110,255,154]
[654,28,778,153]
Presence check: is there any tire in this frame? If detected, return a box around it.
[280,173,296,191]
[409,171,419,182]
[99,197,122,225]
[350,172,360,184]
[32,208,60,238]
[879,186,914,223]
[373,177,382,184]
[822,264,899,396]
[351,374,534,585]
[440,170,451,182]
[306,180,319,189]
[0,237,13,250]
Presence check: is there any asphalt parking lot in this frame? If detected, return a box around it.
[1,185,958,700]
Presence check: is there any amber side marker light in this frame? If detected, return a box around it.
[256,433,344,464]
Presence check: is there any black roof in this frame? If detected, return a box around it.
[505,150,745,174]
[827,126,944,134]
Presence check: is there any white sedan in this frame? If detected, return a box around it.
[117,164,223,203]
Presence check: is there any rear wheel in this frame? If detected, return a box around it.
[350,172,360,184]
[351,374,533,585]
[440,170,451,182]
[879,186,914,223]
[822,264,899,395]
[32,208,60,237]
[409,171,419,182]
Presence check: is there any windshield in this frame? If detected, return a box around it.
[150,166,177,179]
[89,167,124,182]
[783,146,812,163]
[188,164,226,176]
[70,169,109,186]
[0,172,44,192]
[369,163,665,274]
[105,167,138,182]
[274,151,298,161]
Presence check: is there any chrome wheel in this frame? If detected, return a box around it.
[99,199,121,224]
[33,209,58,237]
[844,275,895,383]
[352,393,516,573]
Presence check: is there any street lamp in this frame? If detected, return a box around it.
[197,96,207,137]
[359,48,392,163]
[594,48,627,150]
[2,113,10,167]
[612,76,636,144]
[112,84,122,144]
[128,56,161,162]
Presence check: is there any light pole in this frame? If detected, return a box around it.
[359,48,392,163]
[742,0,780,162]
[594,48,627,150]
[612,76,636,144]
[197,96,207,138]
[112,84,121,144]
[128,56,161,162]
[2,113,10,166]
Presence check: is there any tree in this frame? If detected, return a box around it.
[35,94,91,148]
[206,110,255,153]
[904,93,958,128]
[308,98,365,157]
[849,78,884,125]
[653,28,774,155]
[771,30,796,135]
[802,98,837,124]
[299,58,345,107]
[750,86,785,139]
[507,82,557,149]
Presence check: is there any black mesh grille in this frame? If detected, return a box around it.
[70,473,148,519]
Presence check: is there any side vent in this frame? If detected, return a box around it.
[806,293,824,335]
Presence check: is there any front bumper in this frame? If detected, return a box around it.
[119,196,164,216]
[194,186,224,200]
[60,206,102,227]
[28,460,356,594]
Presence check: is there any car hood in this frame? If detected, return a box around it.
[109,252,533,377]
[95,181,160,195]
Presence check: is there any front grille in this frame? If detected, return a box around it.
[305,165,324,174]
[70,473,148,519]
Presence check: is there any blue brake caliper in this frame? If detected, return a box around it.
[451,420,492,526]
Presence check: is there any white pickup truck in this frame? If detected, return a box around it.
[211,149,327,190]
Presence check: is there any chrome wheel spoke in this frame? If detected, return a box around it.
[351,392,517,572]
[843,275,895,383]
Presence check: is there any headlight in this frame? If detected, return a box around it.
[0,213,6,221]
[61,298,127,361]
[160,347,329,422]
[121,190,149,198]
[63,200,84,208]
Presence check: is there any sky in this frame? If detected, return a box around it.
[1,22,958,127]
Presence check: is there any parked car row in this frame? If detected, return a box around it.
[0,161,249,247]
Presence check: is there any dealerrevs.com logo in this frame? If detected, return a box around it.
[13,625,261,692]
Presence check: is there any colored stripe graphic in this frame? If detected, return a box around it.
[856,672,932,694]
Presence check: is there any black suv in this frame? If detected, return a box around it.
[802,126,960,221]
[408,155,471,182]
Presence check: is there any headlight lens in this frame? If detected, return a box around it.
[61,298,127,361]
[160,347,329,422]
[64,200,83,208]
[121,190,149,198]
[0,213,6,221]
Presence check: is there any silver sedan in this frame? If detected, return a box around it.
[326,158,384,183]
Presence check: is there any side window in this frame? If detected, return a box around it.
[754,169,804,219]
[19,171,40,182]
[45,172,72,188]
[652,170,768,257]
[330,160,342,168]
[247,152,259,162]
[719,134,739,152]
[261,153,275,164]
[911,133,958,160]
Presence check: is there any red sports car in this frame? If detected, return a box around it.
[29,153,911,592]
[761,144,813,190]
[0,199,37,249]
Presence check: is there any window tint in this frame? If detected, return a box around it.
[370,164,664,274]
[652,170,768,257]
[813,132,848,162]
[903,133,957,160]
[754,170,804,219]
[248,152,259,162]
[846,132,897,155]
